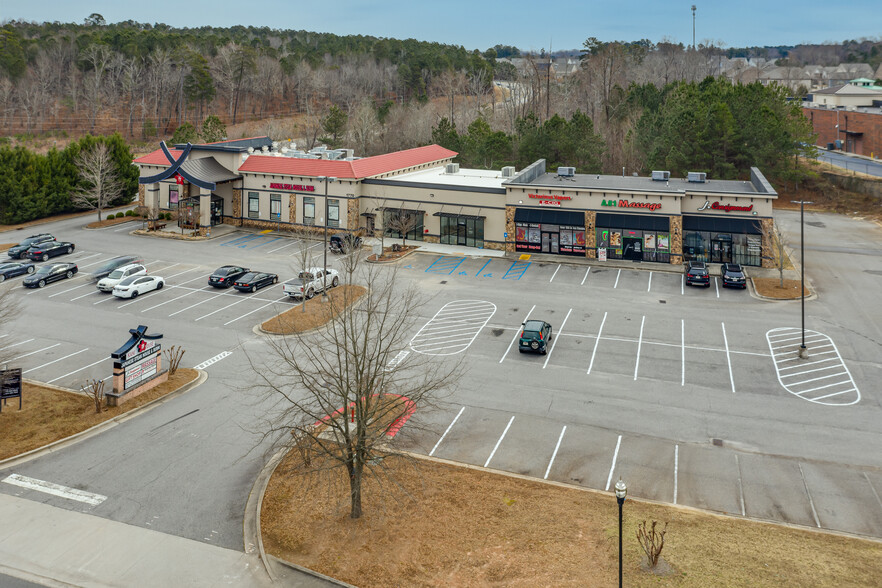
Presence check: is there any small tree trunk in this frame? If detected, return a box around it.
[348,461,363,519]
[98,207,103,222]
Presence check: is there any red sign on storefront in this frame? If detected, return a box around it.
[269,183,315,191]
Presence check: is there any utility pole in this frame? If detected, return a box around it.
[692,5,697,50]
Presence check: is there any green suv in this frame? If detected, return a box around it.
[519,320,553,355]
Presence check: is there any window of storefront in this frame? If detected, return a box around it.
[270,194,281,220]
[514,209,585,256]
[439,215,484,248]
[328,199,340,228]
[248,192,259,219]
[383,209,423,241]
[682,216,762,266]
[168,187,179,210]
[595,212,670,263]
[303,197,315,225]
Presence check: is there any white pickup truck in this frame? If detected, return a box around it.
[282,267,340,300]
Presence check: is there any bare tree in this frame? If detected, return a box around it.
[760,220,787,287]
[71,143,124,222]
[636,520,668,568]
[253,260,463,519]
[385,208,421,246]
[292,227,318,313]
[163,345,186,376]
[81,379,106,413]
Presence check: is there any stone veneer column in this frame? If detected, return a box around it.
[504,206,516,253]
[347,198,359,232]
[585,211,596,259]
[288,194,297,224]
[138,184,146,207]
[669,215,683,265]
[760,217,775,268]
[230,188,243,226]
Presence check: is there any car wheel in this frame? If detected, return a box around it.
[157,281,163,290]
[27,266,35,274]
[0,275,5,283]
[530,340,539,351]
[331,276,339,288]
[66,271,73,279]
[251,285,257,293]
[541,348,547,355]
[42,254,49,262]
[38,279,45,288]
[131,290,138,298]
[67,246,73,254]
[306,288,314,300]
[273,276,278,284]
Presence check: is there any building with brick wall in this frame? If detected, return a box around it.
[135,138,778,267]
[803,105,882,158]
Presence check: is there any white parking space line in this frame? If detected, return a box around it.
[385,350,409,372]
[549,264,560,283]
[47,357,108,384]
[581,266,590,285]
[544,426,567,480]
[193,351,233,370]
[586,312,607,375]
[429,406,465,457]
[3,474,106,506]
[799,463,821,528]
[73,252,101,262]
[613,269,621,288]
[605,435,622,491]
[223,296,288,325]
[864,473,882,512]
[647,272,652,292]
[484,416,514,468]
[267,239,301,253]
[23,348,90,374]
[673,445,679,504]
[78,256,114,269]
[721,322,736,394]
[681,274,684,295]
[680,320,685,386]
[140,285,209,312]
[634,315,645,380]
[169,292,226,317]
[194,286,268,321]
[11,343,61,361]
[542,308,571,369]
[715,277,720,298]
[411,300,497,356]
[0,338,35,352]
[735,454,746,516]
[48,282,93,297]
[499,305,535,363]
[71,290,100,302]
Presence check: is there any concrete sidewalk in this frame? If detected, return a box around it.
[0,494,271,587]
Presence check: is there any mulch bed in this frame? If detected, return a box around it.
[753,277,811,299]
[367,245,419,262]
[85,216,143,228]
[261,285,367,335]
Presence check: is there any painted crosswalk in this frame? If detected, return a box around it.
[766,328,860,406]
[410,300,496,355]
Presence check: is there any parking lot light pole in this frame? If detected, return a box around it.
[614,477,627,588]
[791,200,813,358]
[319,176,336,301]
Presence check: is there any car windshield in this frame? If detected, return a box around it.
[35,265,54,274]
[298,271,315,279]
[0,264,14,270]
[108,269,125,279]
[521,330,540,339]
[96,258,133,273]
[117,276,140,286]
[239,272,257,282]
[215,267,235,276]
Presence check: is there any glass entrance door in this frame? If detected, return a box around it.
[711,240,732,263]
[623,237,643,261]
[210,199,223,226]
[457,219,467,245]
[542,232,559,253]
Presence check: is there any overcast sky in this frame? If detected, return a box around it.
[4,1,881,53]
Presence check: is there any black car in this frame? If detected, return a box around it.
[7,234,54,259]
[26,241,75,262]
[329,232,362,254]
[722,263,747,289]
[23,263,78,288]
[0,262,36,282]
[519,320,553,355]
[233,271,278,293]
[209,265,250,288]
[91,255,141,281]
[685,261,710,287]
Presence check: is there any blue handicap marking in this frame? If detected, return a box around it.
[458,271,468,276]
[502,261,531,280]
[248,236,283,249]
[425,256,467,275]
[404,265,414,269]
[220,234,258,247]
[474,259,492,278]
[482,273,493,278]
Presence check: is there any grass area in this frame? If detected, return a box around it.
[753,277,811,299]
[0,368,199,461]
[0,243,15,252]
[261,285,367,335]
[262,452,882,587]
[0,204,136,234]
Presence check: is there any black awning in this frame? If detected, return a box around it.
[595,212,669,231]
[682,215,761,234]
[434,211,486,220]
[180,193,223,203]
[380,207,424,215]
[360,212,375,217]
[514,208,584,225]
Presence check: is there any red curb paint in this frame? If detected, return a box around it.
[313,394,416,439]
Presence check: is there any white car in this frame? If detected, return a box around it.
[96,263,147,292]
[282,267,340,299]
[112,275,164,299]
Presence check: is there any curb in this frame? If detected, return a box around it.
[255,286,370,338]
[0,370,207,470]
[81,219,141,231]
[246,444,354,587]
[365,248,417,264]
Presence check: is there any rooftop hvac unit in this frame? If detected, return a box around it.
[557,166,575,177]
[687,172,707,183]
[501,166,516,177]
[344,149,355,159]
[651,170,671,181]
[309,146,327,154]
[446,163,460,174]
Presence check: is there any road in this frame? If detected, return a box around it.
[815,150,882,177]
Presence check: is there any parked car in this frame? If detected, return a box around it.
[112,275,165,299]
[519,320,553,355]
[329,232,362,254]
[7,234,54,259]
[208,265,250,288]
[90,255,141,281]
[23,263,78,288]
[722,263,747,289]
[233,271,278,292]
[685,261,710,287]
[282,267,340,299]
[96,263,147,292]
[0,262,36,282]
[26,240,75,261]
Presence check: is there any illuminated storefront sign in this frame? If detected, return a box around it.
[269,183,315,191]
[697,201,753,213]
[601,199,662,212]
[528,194,572,201]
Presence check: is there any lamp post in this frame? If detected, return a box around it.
[615,477,627,588]
[790,200,813,358]
[318,176,336,301]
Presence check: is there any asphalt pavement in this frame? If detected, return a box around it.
[815,150,882,177]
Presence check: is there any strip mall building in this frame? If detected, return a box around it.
[135,137,777,267]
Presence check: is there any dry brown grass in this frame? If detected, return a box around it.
[753,278,811,299]
[0,243,16,251]
[0,369,199,461]
[261,285,367,335]
[262,452,882,588]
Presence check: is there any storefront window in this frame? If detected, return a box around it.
[248,192,259,219]
[515,223,542,252]
[168,187,178,210]
[303,197,315,225]
[270,194,281,220]
[383,209,423,241]
[683,231,709,262]
[328,199,340,228]
[441,216,485,248]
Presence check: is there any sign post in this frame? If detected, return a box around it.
[0,367,22,412]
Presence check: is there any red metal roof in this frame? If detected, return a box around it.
[133,149,183,165]
[237,144,456,179]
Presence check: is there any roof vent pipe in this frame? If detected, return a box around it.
[622,167,625,177]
